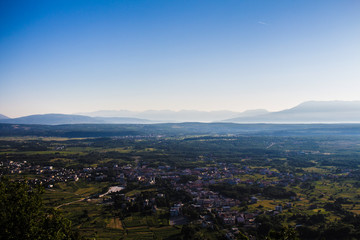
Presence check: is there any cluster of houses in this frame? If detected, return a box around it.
[0,156,355,236]
[1,157,351,187]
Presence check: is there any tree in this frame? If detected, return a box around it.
[0,177,80,240]
[267,227,299,240]
[181,224,196,239]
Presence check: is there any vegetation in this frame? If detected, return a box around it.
[0,177,80,240]
[3,123,360,239]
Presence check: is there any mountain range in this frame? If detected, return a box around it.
[225,101,360,123]
[0,114,9,119]
[77,109,268,122]
[0,114,151,125]
[1,101,360,125]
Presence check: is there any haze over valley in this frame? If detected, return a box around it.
[1,101,360,124]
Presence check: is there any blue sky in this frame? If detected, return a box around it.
[1,0,359,117]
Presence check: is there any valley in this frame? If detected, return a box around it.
[2,124,360,239]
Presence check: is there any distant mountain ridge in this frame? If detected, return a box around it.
[0,114,151,125]
[0,109,269,124]
[0,109,269,125]
[2,101,360,124]
[225,101,360,123]
[78,109,268,122]
[0,114,9,119]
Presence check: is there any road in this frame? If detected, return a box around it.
[55,197,86,209]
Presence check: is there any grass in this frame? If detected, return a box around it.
[43,180,110,207]
[125,188,156,197]
[303,167,331,174]
[107,217,124,230]
[124,215,153,228]
[40,180,179,240]
[0,150,87,156]
[43,191,83,207]
[248,199,279,211]
[0,137,73,141]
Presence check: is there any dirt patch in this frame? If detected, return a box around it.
[107,217,124,230]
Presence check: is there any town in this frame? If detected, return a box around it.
[2,134,360,239]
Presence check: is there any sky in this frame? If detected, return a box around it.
[1,0,360,118]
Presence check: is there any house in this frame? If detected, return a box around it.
[222,206,231,212]
[223,216,236,225]
[275,205,283,212]
[250,196,258,204]
[237,214,245,223]
[170,207,180,217]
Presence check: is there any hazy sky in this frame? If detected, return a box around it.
[1,0,360,117]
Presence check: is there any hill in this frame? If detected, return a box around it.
[78,110,247,122]
[0,114,151,125]
[0,114,9,119]
[225,101,360,123]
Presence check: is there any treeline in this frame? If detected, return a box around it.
[210,184,296,201]
[3,123,360,137]
[0,177,80,240]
